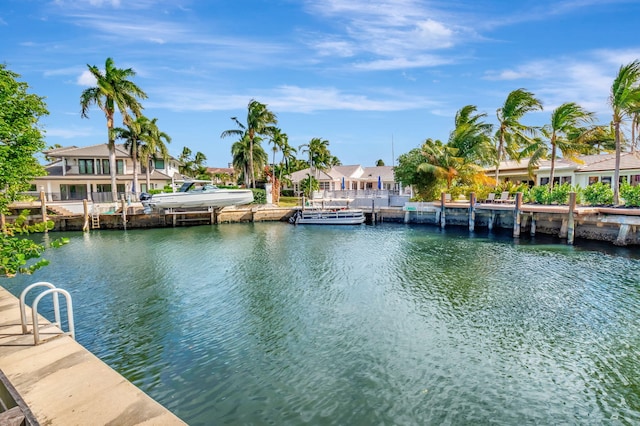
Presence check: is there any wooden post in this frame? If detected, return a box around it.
[40,191,48,233]
[567,192,576,245]
[0,212,5,234]
[440,192,446,228]
[488,212,494,231]
[530,213,536,236]
[513,192,522,238]
[469,192,476,231]
[82,199,89,232]
[121,196,127,230]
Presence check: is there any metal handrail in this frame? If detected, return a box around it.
[19,282,60,335]
[32,289,74,345]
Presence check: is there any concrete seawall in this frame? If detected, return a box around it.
[6,200,640,246]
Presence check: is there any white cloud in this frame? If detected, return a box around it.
[77,70,96,86]
[146,84,436,114]
[46,126,95,139]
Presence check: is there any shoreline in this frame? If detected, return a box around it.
[6,199,640,246]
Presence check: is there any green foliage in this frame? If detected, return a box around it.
[526,183,577,205]
[529,184,552,204]
[299,175,319,198]
[549,183,573,204]
[620,182,640,207]
[582,182,614,206]
[1,210,69,277]
[251,188,266,204]
[395,147,444,201]
[0,64,48,213]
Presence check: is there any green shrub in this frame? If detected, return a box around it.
[550,183,573,205]
[582,182,613,206]
[251,188,266,204]
[620,182,640,207]
[529,184,551,204]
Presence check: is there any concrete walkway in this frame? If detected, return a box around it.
[0,287,186,425]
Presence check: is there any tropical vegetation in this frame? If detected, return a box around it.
[1,65,67,277]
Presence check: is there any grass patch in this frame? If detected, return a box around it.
[278,196,300,207]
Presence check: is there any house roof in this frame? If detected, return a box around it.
[288,165,395,183]
[487,153,640,175]
[40,160,172,180]
[362,166,394,181]
[575,152,640,172]
[44,144,130,158]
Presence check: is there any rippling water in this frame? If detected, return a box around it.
[2,223,640,425]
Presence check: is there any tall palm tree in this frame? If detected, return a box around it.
[139,118,171,191]
[610,60,640,204]
[221,99,277,188]
[80,57,147,201]
[541,102,595,190]
[494,88,543,183]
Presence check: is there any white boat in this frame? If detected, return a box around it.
[289,208,365,225]
[140,182,253,211]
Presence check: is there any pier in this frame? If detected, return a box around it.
[0,286,186,425]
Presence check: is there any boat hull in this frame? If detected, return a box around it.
[143,189,254,209]
[293,209,365,225]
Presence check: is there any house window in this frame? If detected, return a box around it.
[60,184,88,200]
[632,175,640,186]
[154,159,165,169]
[99,160,124,174]
[601,177,612,186]
[560,176,572,184]
[588,176,599,185]
[319,182,331,190]
[78,159,94,174]
[540,177,550,185]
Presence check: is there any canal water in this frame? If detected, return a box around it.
[2,223,640,425]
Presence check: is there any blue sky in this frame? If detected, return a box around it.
[3,0,640,167]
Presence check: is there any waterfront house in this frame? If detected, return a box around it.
[486,152,640,187]
[34,144,182,202]
[286,165,397,195]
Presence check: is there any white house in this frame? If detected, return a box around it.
[34,144,182,202]
[287,165,397,194]
[486,152,640,188]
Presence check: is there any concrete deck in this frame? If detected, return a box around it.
[0,287,186,425]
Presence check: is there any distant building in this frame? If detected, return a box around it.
[286,165,397,194]
[34,144,182,202]
[206,167,236,185]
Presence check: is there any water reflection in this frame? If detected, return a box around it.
[1,223,639,425]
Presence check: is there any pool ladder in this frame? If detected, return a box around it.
[19,282,75,345]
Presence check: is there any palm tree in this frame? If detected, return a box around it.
[448,105,494,166]
[231,132,267,187]
[221,99,277,188]
[494,88,543,183]
[610,60,640,204]
[113,116,152,198]
[80,57,147,202]
[139,118,171,191]
[541,102,595,190]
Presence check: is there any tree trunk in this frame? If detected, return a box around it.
[145,156,151,191]
[249,137,255,189]
[132,143,139,200]
[613,122,621,205]
[494,136,504,184]
[549,140,557,191]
